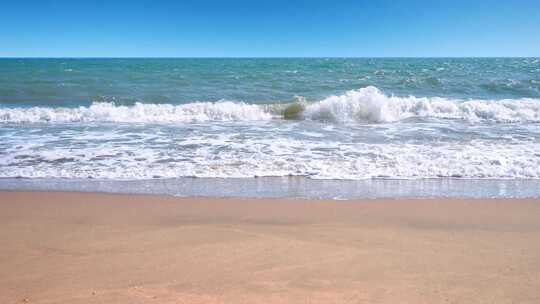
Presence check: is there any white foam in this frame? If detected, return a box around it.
[1,87,540,124]
[1,126,539,180]
[0,101,272,123]
[303,86,540,123]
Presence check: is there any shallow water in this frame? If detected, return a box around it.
[2,177,540,199]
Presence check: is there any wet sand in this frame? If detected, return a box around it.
[1,191,540,303]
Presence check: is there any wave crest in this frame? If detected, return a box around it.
[0,101,272,123]
[302,86,540,123]
[1,86,540,124]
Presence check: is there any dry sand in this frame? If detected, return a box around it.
[1,191,540,303]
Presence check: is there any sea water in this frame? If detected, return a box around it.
[1,58,539,198]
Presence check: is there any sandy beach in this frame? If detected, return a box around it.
[1,191,540,304]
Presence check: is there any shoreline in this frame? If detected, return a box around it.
[3,177,540,199]
[2,187,540,201]
[2,191,540,303]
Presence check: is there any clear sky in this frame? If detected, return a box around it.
[1,0,539,57]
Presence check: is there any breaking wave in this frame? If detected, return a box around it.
[1,86,540,124]
[0,101,272,123]
[302,86,540,123]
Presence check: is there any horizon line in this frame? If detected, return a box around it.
[0,56,539,59]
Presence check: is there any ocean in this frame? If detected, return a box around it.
[1,58,540,198]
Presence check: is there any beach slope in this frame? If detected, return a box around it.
[1,191,540,303]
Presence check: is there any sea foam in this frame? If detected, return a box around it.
[1,86,540,124]
[1,132,539,180]
[302,86,540,123]
[0,101,272,123]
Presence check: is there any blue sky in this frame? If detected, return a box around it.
[1,0,539,57]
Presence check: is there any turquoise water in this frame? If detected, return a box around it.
[1,58,539,107]
[0,58,540,196]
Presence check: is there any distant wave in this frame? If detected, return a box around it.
[1,86,540,124]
